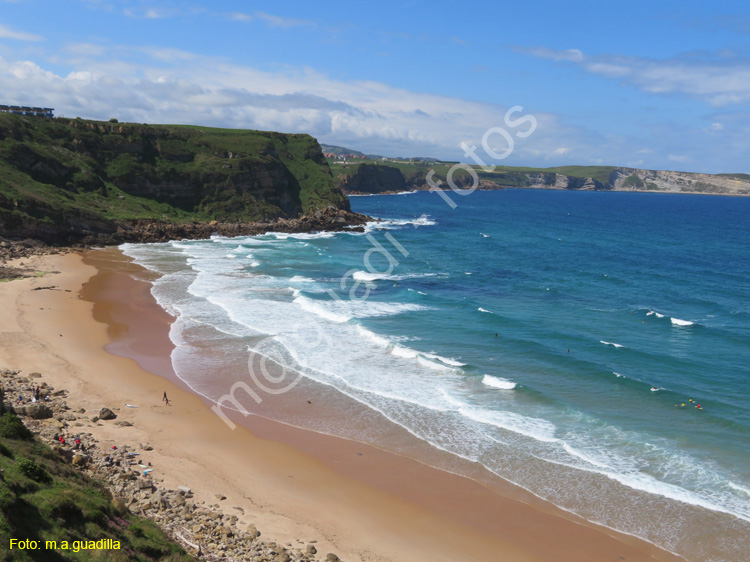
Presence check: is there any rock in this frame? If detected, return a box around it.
[14,404,54,419]
[90,416,99,422]
[215,494,226,501]
[275,553,291,562]
[118,472,136,481]
[326,554,340,562]
[306,544,317,555]
[98,407,117,420]
[112,496,129,514]
[140,443,153,451]
[71,454,89,467]
[137,479,154,490]
[246,524,260,538]
[114,420,133,427]
[29,372,43,378]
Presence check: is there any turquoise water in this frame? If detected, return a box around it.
[123,189,750,561]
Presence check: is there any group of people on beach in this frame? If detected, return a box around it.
[54,432,85,451]
[15,384,50,404]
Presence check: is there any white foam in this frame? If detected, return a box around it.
[417,356,453,371]
[478,307,494,314]
[367,214,437,231]
[482,375,517,390]
[480,233,490,238]
[647,310,666,318]
[356,326,392,348]
[293,295,351,323]
[729,482,750,496]
[352,270,440,282]
[671,317,694,327]
[600,340,625,348]
[271,231,335,240]
[391,345,419,359]
[459,405,558,443]
[423,352,465,367]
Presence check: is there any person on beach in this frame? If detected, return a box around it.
[163,391,170,406]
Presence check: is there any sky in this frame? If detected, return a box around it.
[1,0,749,173]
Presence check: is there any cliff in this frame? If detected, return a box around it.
[336,161,750,197]
[0,114,361,244]
[340,163,407,193]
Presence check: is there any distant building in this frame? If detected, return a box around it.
[0,105,54,118]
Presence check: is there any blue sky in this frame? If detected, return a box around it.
[1,0,749,173]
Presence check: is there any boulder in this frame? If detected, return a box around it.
[98,407,117,420]
[14,404,53,419]
[71,454,89,467]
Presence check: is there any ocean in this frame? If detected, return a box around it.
[121,189,750,561]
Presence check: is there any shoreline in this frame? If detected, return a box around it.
[345,186,750,197]
[0,249,687,562]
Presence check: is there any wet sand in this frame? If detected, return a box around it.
[0,249,687,562]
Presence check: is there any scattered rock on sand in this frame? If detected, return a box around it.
[98,407,117,420]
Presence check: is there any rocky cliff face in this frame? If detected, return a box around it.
[339,163,750,196]
[0,115,358,243]
[341,163,407,193]
[608,168,750,195]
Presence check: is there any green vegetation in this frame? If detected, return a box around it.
[0,413,194,562]
[622,174,646,189]
[0,114,348,242]
[717,173,750,181]
[0,413,33,441]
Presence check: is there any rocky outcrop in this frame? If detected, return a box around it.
[608,168,750,195]
[341,164,407,194]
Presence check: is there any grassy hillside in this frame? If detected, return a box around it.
[0,412,193,562]
[0,114,349,242]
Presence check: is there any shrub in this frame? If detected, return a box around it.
[0,442,13,458]
[15,458,51,483]
[0,413,33,440]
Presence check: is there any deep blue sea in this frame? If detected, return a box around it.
[122,189,750,561]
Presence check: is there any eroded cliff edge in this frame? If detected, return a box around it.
[337,162,750,196]
[0,115,365,245]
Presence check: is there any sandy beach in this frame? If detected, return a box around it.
[0,249,687,562]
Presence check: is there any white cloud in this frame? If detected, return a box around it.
[229,12,253,22]
[668,154,690,163]
[0,24,43,42]
[518,46,583,62]
[2,44,748,173]
[253,12,315,29]
[521,46,750,107]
